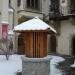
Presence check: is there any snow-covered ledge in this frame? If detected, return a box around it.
[1,21,9,24]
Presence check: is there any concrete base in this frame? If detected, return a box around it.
[22,56,51,75]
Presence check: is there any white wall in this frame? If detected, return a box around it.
[57,19,75,55]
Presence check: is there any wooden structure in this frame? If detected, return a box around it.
[14,17,56,58]
[23,32,47,58]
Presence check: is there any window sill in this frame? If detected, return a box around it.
[24,8,42,13]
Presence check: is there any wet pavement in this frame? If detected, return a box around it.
[56,55,75,75]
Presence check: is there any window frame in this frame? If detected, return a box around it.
[26,0,40,11]
[17,0,21,7]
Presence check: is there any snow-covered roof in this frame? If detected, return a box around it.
[14,17,56,33]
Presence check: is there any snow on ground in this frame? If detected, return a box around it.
[0,54,22,75]
[50,55,65,75]
[71,61,75,67]
[0,54,65,75]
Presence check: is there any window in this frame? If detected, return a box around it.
[17,0,21,7]
[9,0,11,4]
[50,0,60,16]
[26,0,40,10]
[71,0,75,13]
[62,0,65,3]
[9,0,11,6]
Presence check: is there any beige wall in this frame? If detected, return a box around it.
[42,0,49,15]
[8,11,13,30]
[1,0,9,22]
[0,0,2,12]
[57,19,75,55]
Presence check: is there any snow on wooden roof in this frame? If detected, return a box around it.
[14,17,56,33]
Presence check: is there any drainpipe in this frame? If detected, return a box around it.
[9,5,15,29]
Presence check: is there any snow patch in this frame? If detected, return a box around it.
[0,54,65,75]
[0,54,22,75]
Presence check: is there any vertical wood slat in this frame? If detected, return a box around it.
[37,32,39,58]
[40,32,44,57]
[26,34,30,57]
[30,32,33,57]
[24,33,28,57]
[36,32,37,58]
[35,32,36,57]
[32,32,34,57]
[38,32,40,58]
[43,32,47,56]
[33,32,36,57]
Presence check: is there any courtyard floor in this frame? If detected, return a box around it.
[0,54,74,75]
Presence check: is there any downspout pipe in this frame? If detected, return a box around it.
[9,5,15,29]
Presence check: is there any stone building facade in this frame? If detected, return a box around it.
[0,0,75,55]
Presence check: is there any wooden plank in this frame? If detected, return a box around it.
[38,32,40,58]
[43,32,47,56]
[39,32,43,57]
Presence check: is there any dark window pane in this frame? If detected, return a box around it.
[35,0,38,9]
[31,0,34,8]
[9,0,11,6]
[50,0,59,15]
[27,0,30,8]
[9,0,10,4]
[26,0,39,10]
[17,0,21,7]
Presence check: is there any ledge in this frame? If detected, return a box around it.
[22,56,51,62]
[49,14,75,21]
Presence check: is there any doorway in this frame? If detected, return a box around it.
[70,0,75,13]
[72,36,75,55]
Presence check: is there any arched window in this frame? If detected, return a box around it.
[26,0,40,10]
[9,0,11,6]
[17,0,21,7]
[9,0,10,4]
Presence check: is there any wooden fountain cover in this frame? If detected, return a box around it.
[14,17,56,58]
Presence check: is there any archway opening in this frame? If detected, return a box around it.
[50,35,56,53]
[18,34,25,54]
[72,36,75,55]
